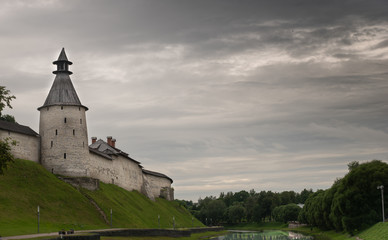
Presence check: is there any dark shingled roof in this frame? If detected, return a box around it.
[89,139,140,164]
[38,49,87,110]
[143,169,173,183]
[0,120,39,137]
[38,73,87,110]
[54,48,72,64]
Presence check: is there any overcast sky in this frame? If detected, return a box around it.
[1,0,388,201]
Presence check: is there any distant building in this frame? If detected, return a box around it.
[0,49,173,200]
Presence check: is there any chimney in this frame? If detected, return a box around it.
[111,138,116,148]
[91,137,97,144]
[107,136,112,146]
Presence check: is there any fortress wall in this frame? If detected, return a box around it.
[88,152,143,192]
[39,105,89,176]
[144,173,173,200]
[112,155,143,192]
[0,130,40,163]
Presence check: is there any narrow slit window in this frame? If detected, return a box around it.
[80,119,82,124]
[64,118,67,123]
[55,129,58,135]
[83,142,85,148]
[51,141,53,148]
[64,153,66,159]
[73,129,75,135]
[61,106,63,110]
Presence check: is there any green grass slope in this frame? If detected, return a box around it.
[0,159,106,236]
[0,159,203,237]
[82,182,204,229]
[358,222,388,240]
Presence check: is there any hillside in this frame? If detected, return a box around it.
[0,159,203,237]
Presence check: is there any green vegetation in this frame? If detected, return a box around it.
[299,160,388,234]
[0,159,106,236]
[272,203,301,223]
[180,188,312,225]
[82,182,203,229]
[358,222,388,240]
[0,159,203,237]
[0,137,17,174]
[0,85,16,123]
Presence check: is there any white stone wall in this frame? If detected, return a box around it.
[0,130,40,163]
[39,105,89,176]
[88,152,144,192]
[144,173,173,200]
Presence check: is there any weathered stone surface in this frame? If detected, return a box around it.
[0,130,40,163]
[39,105,89,177]
[58,176,100,191]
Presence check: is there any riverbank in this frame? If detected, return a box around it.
[0,228,228,240]
[225,222,388,240]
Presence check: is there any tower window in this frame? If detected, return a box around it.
[55,129,58,135]
[64,153,66,159]
[64,118,67,123]
[83,141,85,148]
[79,107,81,111]
[51,141,53,148]
[73,129,75,135]
[61,106,63,110]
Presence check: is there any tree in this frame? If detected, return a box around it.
[0,86,16,122]
[0,138,17,174]
[227,203,246,224]
[273,203,301,223]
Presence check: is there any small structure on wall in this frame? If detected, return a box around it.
[0,48,173,201]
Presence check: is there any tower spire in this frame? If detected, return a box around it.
[38,48,88,110]
[53,48,73,75]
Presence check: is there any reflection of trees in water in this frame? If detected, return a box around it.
[220,232,313,240]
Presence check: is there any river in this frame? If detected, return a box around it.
[210,230,313,240]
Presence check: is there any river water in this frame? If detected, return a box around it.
[210,230,313,240]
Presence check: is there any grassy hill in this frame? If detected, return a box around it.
[0,159,203,237]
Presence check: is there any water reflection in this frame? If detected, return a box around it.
[212,231,312,240]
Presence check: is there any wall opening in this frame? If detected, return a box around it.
[51,141,53,148]
[61,106,63,110]
[55,129,58,135]
[64,117,67,123]
[73,129,75,135]
[64,153,66,159]
[80,119,82,124]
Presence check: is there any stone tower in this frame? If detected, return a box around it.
[38,48,89,176]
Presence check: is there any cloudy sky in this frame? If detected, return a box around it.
[1,0,388,201]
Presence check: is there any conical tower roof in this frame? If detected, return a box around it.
[38,48,88,110]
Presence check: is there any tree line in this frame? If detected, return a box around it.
[177,188,313,225]
[177,160,388,235]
